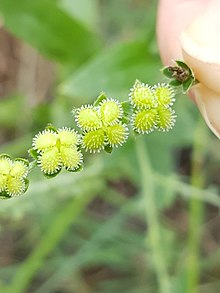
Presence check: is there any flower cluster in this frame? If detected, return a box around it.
[0,155,29,199]
[0,69,184,199]
[74,95,129,153]
[30,126,83,177]
[129,80,176,134]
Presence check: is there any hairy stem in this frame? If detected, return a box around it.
[136,137,171,293]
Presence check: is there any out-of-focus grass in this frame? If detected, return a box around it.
[0,1,220,293]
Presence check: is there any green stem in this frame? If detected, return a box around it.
[2,192,95,293]
[136,137,171,293]
[186,121,207,293]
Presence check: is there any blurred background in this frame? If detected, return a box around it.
[0,0,220,292]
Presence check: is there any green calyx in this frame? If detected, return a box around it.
[161,60,198,93]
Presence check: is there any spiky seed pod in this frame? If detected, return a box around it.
[153,83,175,107]
[6,177,25,197]
[38,148,62,175]
[60,146,83,170]
[75,105,102,131]
[99,99,123,125]
[10,161,29,178]
[129,80,157,109]
[33,130,57,152]
[82,129,105,153]
[156,107,176,131]
[57,127,80,146]
[132,109,158,134]
[105,124,129,147]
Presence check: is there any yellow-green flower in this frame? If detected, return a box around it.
[0,155,29,199]
[32,127,83,176]
[74,97,129,153]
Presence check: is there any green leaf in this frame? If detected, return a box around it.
[104,144,113,154]
[43,168,62,179]
[0,154,11,160]
[60,40,161,101]
[169,79,182,87]
[0,191,11,200]
[161,66,174,79]
[45,124,58,133]
[28,149,39,160]
[182,77,195,93]
[0,0,100,64]
[121,117,130,125]
[59,0,99,32]
[93,92,107,107]
[15,158,30,167]
[23,179,29,194]
[67,164,83,173]
[121,101,131,116]
[175,60,191,72]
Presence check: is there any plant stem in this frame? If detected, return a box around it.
[136,137,171,293]
[2,192,95,293]
[186,121,207,293]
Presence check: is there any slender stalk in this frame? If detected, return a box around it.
[2,192,95,293]
[186,121,207,293]
[136,137,171,293]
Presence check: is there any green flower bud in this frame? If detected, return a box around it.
[75,105,102,130]
[33,130,57,152]
[132,109,158,134]
[10,160,29,178]
[99,98,123,125]
[7,177,25,197]
[82,129,105,153]
[57,127,80,146]
[156,107,176,132]
[60,146,83,171]
[153,83,175,107]
[105,123,129,147]
[38,148,62,175]
[129,80,157,109]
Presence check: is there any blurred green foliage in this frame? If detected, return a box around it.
[0,0,220,293]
